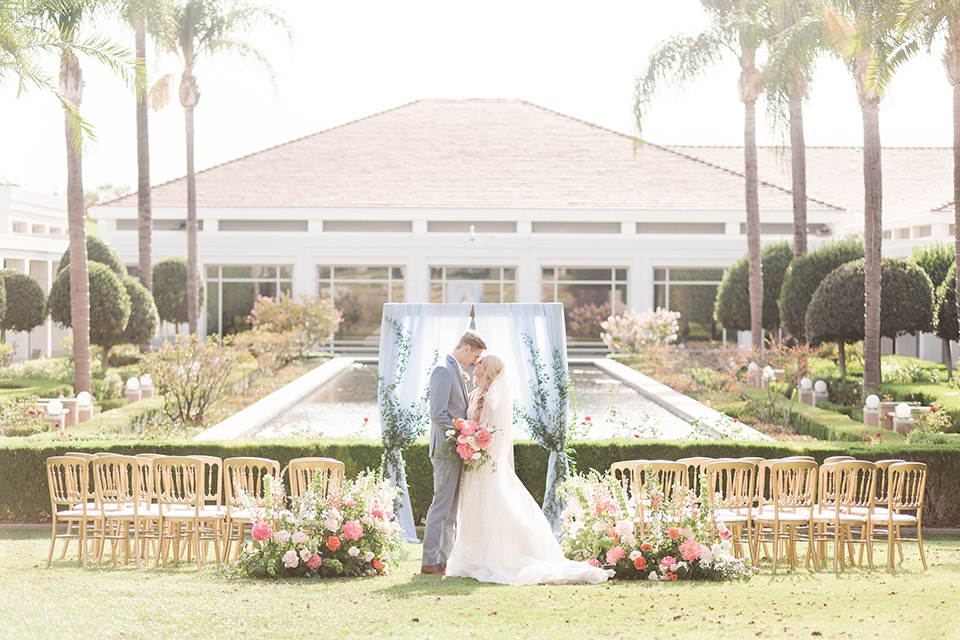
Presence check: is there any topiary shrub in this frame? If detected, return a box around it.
[778,235,863,341]
[0,269,46,338]
[119,277,159,347]
[57,233,126,276]
[152,256,205,325]
[935,273,958,342]
[912,242,954,291]
[714,240,792,332]
[47,262,132,368]
[806,257,934,373]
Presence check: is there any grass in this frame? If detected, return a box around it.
[3,528,959,639]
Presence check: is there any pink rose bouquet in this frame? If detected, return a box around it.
[448,418,497,470]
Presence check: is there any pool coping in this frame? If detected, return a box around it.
[583,358,771,441]
[193,357,357,441]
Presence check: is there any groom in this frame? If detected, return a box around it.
[421,329,487,575]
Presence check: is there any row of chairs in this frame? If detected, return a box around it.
[610,456,927,573]
[46,453,345,569]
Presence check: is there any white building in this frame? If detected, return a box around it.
[0,185,70,359]
[83,99,952,357]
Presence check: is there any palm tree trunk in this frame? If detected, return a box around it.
[948,29,960,382]
[861,100,883,394]
[185,102,198,334]
[741,53,763,351]
[61,51,91,394]
[136,20,152,294]
[789,88,807,258]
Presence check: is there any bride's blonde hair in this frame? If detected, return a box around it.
[475,353,504,420]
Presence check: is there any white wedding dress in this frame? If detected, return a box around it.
[444,371,610,585]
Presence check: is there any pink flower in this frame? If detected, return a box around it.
[274,529,291,544]
[344,498,356,507]
[251,521,273,542]
[456,441,476,461]
[281,549,299,568]
[667,527,680,540]
[640,542,652,552]
[371,506,385,518]
[342,520,364,541]
[456,418,478,437]
[292,531,308,545]
[326,536,341,551]
[605,546,626,565]
[384,509,394,520]
[679,540,702,562]
[717,523,732,540]
[660,556,677,571]
[587,558,601,567]
[475,429,493,450]
[306,553,322,570]
[584,416,591,422]
[680,525,694,540]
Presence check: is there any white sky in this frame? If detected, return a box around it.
[0,0,953,196]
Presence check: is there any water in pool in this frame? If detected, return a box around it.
[257,362,699,440]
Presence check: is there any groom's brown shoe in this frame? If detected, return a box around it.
[421,564,444,575]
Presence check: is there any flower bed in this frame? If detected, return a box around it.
[231,470,404,578]
[559,471,751,581]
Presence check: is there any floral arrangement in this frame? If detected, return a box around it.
[600,307,681,355]
[446,418,496,469]
[232,470,404,578]
[558,470,751,581]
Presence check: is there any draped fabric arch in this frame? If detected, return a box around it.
[378,302,569,541]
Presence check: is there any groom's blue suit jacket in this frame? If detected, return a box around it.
[428,354,470,457]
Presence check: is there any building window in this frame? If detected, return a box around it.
[318,266,404,340]
[430,267,516,303]
[11,221,26,233]
[542,267,627,340]
[205,265,293,337]
[653,268,724,341]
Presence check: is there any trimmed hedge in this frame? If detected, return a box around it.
[5,437,959,527]
[714,240,793,332]
[0,269,45,335]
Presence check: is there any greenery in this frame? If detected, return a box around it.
[778,235,863,341]
[0,269,46,337]
[912,242,954,292]
[935,272,959,342]
[118,276,160,348]
[4,529,958,638]
[57,233,126,277]
[248,293,343,354]
[714,240,793,332]
[48,262,132,368]
[152,256,205,325]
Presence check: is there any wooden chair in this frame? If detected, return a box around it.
[223,457,281,562]
[881,462,928,570]
[288,457,345,500]
[46,456,99,568]
[676,456,713,496]
[810,461,877,572]
[93,455,143,567]
[704,460,757,565]
[630,461,689,534]
[186,455,226,564]
[609,459,646,493]
[153,456,222,568]
[752,460,817,572]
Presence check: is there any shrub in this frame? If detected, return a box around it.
[778,235,863,341]
[934,273,958,342]
[600,307,680,355]
[119,277,159,347]
[0,396,45,436]
[227,329,301,374]
[140,334,250,425]
[248,293,342,354]
[912,242,953,291]
[0,272,5,328]
[57,233,125,276]
[806,257,934,344]
[0,269,45,336]
[568,301,625,339]
[47,261,132,368]
[152,256,205,325]
[714,240,793,332]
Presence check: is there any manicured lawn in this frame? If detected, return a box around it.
[3,527,958,639]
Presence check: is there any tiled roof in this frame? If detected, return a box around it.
[669,146,953,218]
[103,99,815,212]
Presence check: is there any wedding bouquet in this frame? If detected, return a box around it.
[446,418,496,469]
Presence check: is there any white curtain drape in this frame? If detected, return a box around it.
[474,303,569,531]
[378,303,472,542]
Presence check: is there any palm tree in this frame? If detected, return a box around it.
[35,0,135,393]
[164,0,291,334]
[636,0,772,350]
[764,0,831,259]
[898,0,960,377]
[824,0,916,394]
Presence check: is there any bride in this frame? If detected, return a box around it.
[444,354,610,585]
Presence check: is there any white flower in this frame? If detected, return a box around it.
[361,515,375,527]
[621,533,637,548]
[281,549,299,568]
[377,520,392,534]
[292,531,308,545]
[348,546,360,557]
[648,571,660,581]
[629,550,643,562]
[366,569,376,576]
[471,452,481,460]
[720,539,733,553]
[446,429,455,437]
[699,547,714,563]
[711,543,723,557]
[568,521,583,536]
[561,507,573,521]
[364,551,375,562]
[615,520,633,536]
[592,522,607,532]
[323,518,338,531]
[669,563,680,573]
[299,548,312,562]
[274,530,291,544]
